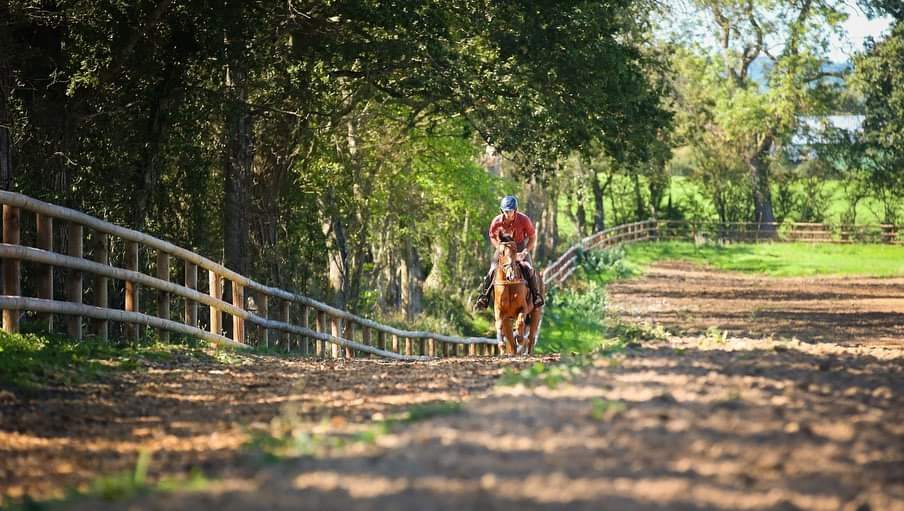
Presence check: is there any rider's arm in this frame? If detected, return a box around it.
[527,234,537,256]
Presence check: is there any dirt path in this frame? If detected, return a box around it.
[607,261,904,346]
[4,262,904,510]
[0,354,545,505]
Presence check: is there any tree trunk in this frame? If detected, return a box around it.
[223,1,252,276]
[0,103,11,191]
[423,238,446,292]
[632,171,645,220]
[0,45,11,190]
[400,239,423,320]
[575,188,588,238]
[749,136,776,229]
[590,172,609,232]
[536,186,558,263]
[324,213,349,308]
[131,65,181,228]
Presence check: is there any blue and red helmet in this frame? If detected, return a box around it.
[500,195,518,212]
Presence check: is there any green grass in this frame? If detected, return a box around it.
[623,241,904,277]
[538,248,641,355]
[4,450,212,510]
[0,330,239,393]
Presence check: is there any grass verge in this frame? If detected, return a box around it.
[0,329,251,393]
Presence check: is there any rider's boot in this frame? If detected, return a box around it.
[522,264,544,307]
[474,268,494,310]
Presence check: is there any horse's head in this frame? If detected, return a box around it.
[496,241,521,281]
[496,240,519,263]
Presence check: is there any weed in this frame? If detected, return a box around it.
[247,400,464,461]
[705,326,728,345]
[89,450,152,501]
[499,339,627,389]
[590,398,627,421]
[403,401,463,422]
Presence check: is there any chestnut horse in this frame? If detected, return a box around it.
[493,241,544,355]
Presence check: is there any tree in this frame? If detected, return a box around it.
[666,0,850,227]
[845,20,904,223]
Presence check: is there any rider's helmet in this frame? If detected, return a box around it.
[500,195,518,212]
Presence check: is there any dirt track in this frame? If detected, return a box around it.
[2,261,904,510]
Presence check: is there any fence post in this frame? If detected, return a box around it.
[156,251,170,343]
[361,327,371,358]
[124,241,140,341]
[66,222,83,340]
[377,330,385,351]
[279,300,290,351]
[256,291,268,349]
[93,233,109,341]
[2,205,20,333]
[36,214,53,331]
[391,333,400,354]
[343,321,354,358]
[232,281,244,344]
[208,271,221,337]
[299,305,310,355]
[330,317,341,358]
[316,310,326,357]
[185,262,198,328]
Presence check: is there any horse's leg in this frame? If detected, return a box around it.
[502,317,516,355]
[513,313,523,350]
[527,308,543,355]
[514,312,528,355]
[494,317,505,354]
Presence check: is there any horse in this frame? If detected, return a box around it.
[492,240,544,355]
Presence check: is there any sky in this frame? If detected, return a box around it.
[657,2,895,64]
[830,7,894,61]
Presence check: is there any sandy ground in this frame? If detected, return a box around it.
[2,261,903,510]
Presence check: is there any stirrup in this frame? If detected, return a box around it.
[533,295,544,307]
[475,295,489,310]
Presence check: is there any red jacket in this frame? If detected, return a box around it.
[488,212,536,252]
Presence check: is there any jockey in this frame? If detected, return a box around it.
[474,195,544,310]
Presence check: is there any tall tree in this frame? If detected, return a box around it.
[666,0,850,226]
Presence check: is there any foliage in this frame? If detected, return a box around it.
[2,0,671,326]
[539,247,646,354]
[662,0,852,224]
[844,20,904,224]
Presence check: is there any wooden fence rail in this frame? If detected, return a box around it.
[0,191,500,360]
[2,191,899,359]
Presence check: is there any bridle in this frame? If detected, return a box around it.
[495,242,525,286]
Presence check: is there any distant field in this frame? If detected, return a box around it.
[555,176,891,241]
[669,176,889,225]
[622,241,904,277]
